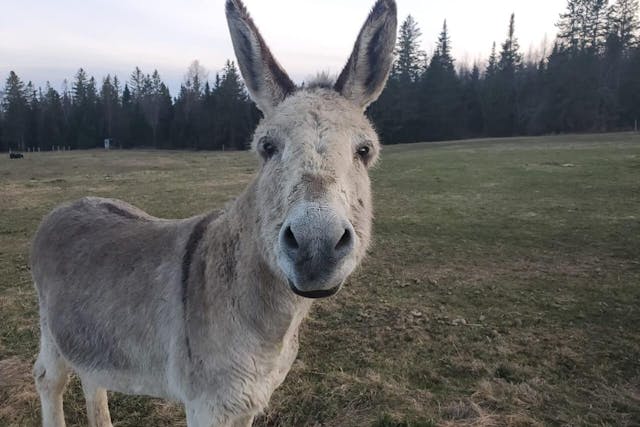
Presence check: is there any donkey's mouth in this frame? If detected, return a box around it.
[288,280,342,299]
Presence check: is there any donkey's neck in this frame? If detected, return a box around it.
[198,179,312,347]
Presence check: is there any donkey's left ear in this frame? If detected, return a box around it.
[335,0,397,111]
[226,0,296,116]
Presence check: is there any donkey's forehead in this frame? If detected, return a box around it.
[255,89,378,142]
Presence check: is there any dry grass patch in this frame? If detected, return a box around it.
[0,357,38,424]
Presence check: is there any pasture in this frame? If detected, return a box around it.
[1,133,639,426]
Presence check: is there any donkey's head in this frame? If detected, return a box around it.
[226,0,397,298]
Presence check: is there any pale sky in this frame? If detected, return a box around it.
[0,0,563,96]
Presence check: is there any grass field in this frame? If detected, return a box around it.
[1,133,639,426]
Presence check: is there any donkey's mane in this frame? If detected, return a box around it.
[304,73,336,90]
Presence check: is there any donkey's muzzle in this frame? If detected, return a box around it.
[278,204,356,298]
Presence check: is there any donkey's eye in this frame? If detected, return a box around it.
[356,145,371,160]
[259,137,279,160]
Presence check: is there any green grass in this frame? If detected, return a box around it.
[1,133,639,426]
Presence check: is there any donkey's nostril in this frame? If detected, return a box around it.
[283,226,299,250]
[335,228,352,252]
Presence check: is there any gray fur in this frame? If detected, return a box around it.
[31,1,396,426]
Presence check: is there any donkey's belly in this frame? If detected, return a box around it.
[47,299,172,374]
[76,368,176,400]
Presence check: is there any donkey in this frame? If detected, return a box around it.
[30,0,397,426]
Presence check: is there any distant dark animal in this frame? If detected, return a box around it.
[9,152,24,159]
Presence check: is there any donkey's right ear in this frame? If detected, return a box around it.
[226,0,296,117]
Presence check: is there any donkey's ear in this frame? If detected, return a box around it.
[334,0,397,110]
[225,0,296,116]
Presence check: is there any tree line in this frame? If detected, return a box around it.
[0,60,259,152]
[1,0,639,152]
[370,0,640,143]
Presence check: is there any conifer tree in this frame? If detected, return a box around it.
[486,42,498,77]
[431,20,455,71]
[25,81,41,150]
[482,14,523,136]
[558,0,584,53]
[420,20,460,140]
[72,68,88,105]
[585,0,610,52]
[41,83,66,148]
[499,14,523,73]
[129,67,145,103]
[610,0,640,51]
[393,15,425,84]
[2,71,28,150]
[370,15,426,144]
[140,70,170,147]
[100,75,119,140]
[70,68,99,148]
[216,60,252,150]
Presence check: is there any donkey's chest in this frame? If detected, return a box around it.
[261,331,301,389]
[243,338,299,405]
[189,331,301,414]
